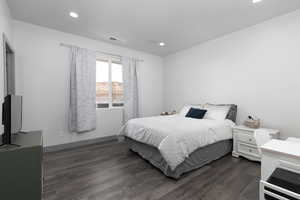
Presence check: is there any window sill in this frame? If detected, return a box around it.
[97,107,124,111]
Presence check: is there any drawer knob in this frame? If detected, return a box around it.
[249,139,252,142]
[249,149,252,152]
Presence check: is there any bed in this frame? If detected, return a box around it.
[120,104,237,179]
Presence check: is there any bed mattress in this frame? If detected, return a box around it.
[126,137,232,179]
[120,115,234,170]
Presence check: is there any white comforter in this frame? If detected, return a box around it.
[120,115,235,170]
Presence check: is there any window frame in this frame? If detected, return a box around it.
[96,55,124,109]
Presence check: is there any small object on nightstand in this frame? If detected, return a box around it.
[160,112,168,116]
[160,111,176,116]
[232,125,279,162]
[243,115,260,129]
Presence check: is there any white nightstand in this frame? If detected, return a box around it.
[232,125,279,162]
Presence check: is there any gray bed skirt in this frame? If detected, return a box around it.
[125,137,233,179]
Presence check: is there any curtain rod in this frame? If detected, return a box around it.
[60,42,144,62]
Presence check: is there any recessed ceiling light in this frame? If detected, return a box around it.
[69,12,79,18]
[252,0,262,4]
[159,42,165,47]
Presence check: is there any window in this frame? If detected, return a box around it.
[96,58,124,108]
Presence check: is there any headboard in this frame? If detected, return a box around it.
[226,104,237,123]
[206,103,238,123]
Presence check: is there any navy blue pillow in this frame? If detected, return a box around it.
[185,108,207,119]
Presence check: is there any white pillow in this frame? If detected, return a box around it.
[179,104,204,116]
[203,104,230,120]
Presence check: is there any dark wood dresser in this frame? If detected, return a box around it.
[0,131,43,200]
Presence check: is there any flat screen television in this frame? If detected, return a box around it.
[2,95,22,145]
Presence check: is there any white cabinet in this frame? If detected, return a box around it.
[260,139,300,200]
[232,126,279,161]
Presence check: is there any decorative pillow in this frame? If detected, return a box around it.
[185,108,207,119]
[179,104,204,116]
[203,104,230,120]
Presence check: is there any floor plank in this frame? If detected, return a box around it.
[43,141,260,200]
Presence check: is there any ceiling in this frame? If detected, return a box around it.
[7,0,300,56]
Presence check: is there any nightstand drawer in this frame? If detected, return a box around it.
[238,143,259,158]
[237,133,256,146]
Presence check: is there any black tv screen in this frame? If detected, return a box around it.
[2,95,22,144]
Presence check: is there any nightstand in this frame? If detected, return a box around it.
[232,125,279,162]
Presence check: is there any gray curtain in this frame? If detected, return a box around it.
[122,57,139,123]
[69,46,96,133]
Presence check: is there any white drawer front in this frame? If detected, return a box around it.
[237,132,256,145]
[238,143,260,158]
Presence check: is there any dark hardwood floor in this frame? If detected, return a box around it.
[43,141,260,200]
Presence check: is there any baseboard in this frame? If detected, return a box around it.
[44,135,118,153]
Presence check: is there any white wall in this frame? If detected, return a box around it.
[0,0,13,133]
[164,10,300,139]
[13,20,164,147]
